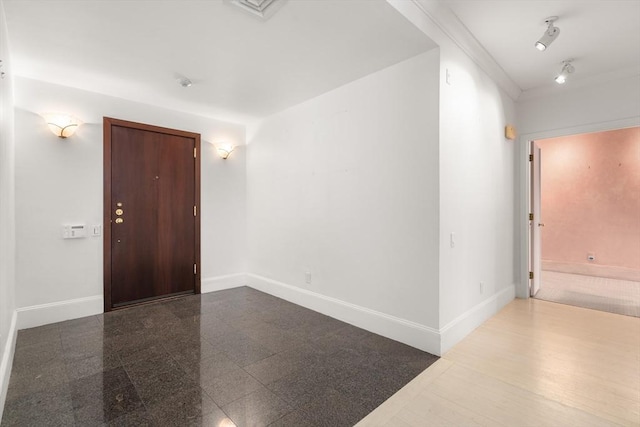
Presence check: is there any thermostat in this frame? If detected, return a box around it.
[62,224,87,239]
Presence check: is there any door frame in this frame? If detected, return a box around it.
[103,117,201,311]
[529,141,542,297]
[516,117,639,298]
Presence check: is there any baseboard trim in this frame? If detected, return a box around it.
[0,311,18,422]
[16,295,103,331]
[201,273,247,294]
[439,285,515,355]
[246,274,441,355]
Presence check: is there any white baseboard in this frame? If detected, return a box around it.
[13,275,247,332]
[16,295,103,331]
[201,273,247,293]
[0,311,18,422]
[246,274,441,355]
[439,285,515,355]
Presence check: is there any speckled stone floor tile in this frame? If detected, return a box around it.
[2,287,438,426]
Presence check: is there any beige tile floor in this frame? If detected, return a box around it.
[357,298,640,427]
[536,270,640,317]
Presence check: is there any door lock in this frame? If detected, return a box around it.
[115,218,124,224]
[115,209,124,216]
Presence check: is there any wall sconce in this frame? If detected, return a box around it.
[44,114,80,138]
[216,143,235,159]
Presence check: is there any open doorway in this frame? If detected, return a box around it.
[530,127,640,317]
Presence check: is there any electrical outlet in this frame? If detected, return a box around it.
[305,272,312,284]
[479,281,484,294]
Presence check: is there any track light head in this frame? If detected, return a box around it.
[554,59,575,84]
[535,16,560,51]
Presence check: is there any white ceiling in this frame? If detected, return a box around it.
[443,0,640,92]
[2,0,436,124]
[3,0,639,124]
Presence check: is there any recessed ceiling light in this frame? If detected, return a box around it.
[535,16,560,51]
[178,78,192,88]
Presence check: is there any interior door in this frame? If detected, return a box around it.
[104,118,200,310]
[530,141,542,296]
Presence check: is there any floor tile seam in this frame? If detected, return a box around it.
[120,359,163,425]
[264,407,304,427]
[240,366,309,411]
[197,378,243,424]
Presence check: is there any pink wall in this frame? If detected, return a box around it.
[538,127,640,272]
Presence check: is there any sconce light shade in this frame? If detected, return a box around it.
[45,114,80,138]
[216,143,235,159]
[535,16,560,51]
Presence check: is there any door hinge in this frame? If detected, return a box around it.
[194,263,197,275]
[194,147,197,159]
[529,154,533,162]
[529,213,534,221]
[529,271,534,280]
[194,206,197,216]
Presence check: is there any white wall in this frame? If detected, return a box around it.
[0,0,16,418]
[389,0,518,353]
[517,75,640,137]
[13,77,246,325]
[438,47,517,331]
[247,51,441,350]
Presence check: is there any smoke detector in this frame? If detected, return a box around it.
[227,0,285,20]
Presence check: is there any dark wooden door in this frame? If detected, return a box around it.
[104,118,200,310]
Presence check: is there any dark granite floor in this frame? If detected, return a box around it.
[2,287,438,426]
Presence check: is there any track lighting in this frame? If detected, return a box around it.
[535,17,560,51]
[554,59,575,84]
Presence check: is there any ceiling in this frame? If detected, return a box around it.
[2,0,639,124]
[443,0,640,92]
[2,0,436,124]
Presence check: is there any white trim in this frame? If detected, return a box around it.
[0,311,18,422]
[517,117,640,298]
[405,0,522,101]
[439,285,515,355]
[246,274,441,355]
[201,273,247,293]
[16,295,102,330]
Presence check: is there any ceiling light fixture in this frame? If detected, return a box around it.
[535,16,560,51]
[554,59,575,84]
[178,77,192,88]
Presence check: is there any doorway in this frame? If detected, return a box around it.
[103,117,201,311]
[529,127,640,316]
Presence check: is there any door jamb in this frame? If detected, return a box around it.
[103,117,201,312]
[516,117,640,299]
